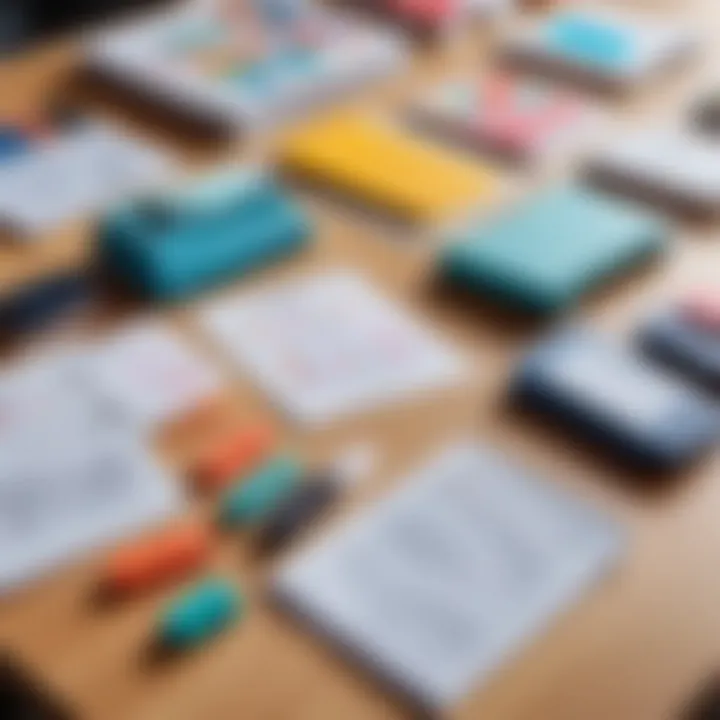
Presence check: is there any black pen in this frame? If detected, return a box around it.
[256,444,376,554]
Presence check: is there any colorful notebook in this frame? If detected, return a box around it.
[440,184,667,314]
[280,112,500,222]
[412,72,601,163]
[511,325,720,471]
[505,9,694,91]
[87,3,407,130]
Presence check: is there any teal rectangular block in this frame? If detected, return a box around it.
[99,169,311,302]
[440,184,667,314]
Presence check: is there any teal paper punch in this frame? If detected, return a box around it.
[98,167,311,301]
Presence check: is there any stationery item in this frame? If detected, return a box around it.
[0,351,184,593]
[219,455,303,528]
[256,473,338,551]
[681,293,720,331]
[694,90,720,134]
[386,0,461,32]
[274,443,624,712]
[504,9,694,92]
[257,443,377,553]
[247,0,313,33]
[193,422,277,492]
[88,321,223,430]
[0,271,91,338]
[102,522,212,597]
[683,676,720,719]
[158,578,243,650]
[99,167,311,301]
[199,271,465,425]
[385,0,510,31]
[0,654,74,720]
[0,126,31,162]
[279,112,499,222]
[411,72,601,164]
[587,128,720,218]
[440,184,666,314]
[0,122,173,239]
[510,326,720,470]
[87,4,406,131]
[638,296,720,392]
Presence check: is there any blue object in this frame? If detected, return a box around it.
[253,0,310,33]
[639,309,720,392]
[0,272,90,336]
[546,13,633,71]
[277,45,320,78]
[98,169,311,301]
[219,455,303,528]
[0,126,29,163]
[158,578,243,650]
[226,60,279,96]
[511,326,720,471]
[229,46,320,96]
[440,184,667,315]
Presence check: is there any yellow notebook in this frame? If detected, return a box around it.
[280,113,499,222]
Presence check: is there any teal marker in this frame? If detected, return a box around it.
[158,579,243,650]
[219,455,303,528]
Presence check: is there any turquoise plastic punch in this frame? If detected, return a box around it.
[546,12,633,71]
[98,168,311,301]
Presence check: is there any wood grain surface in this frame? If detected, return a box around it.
[0,2,719,718]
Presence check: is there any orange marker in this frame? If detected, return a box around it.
[103,522,212,596]
[193,422,276,492]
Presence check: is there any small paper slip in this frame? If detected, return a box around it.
[0,123,173,238]
[274,443,624,712]
[0,351,183,593]
[88,321,222,429]
[198,272,465,425]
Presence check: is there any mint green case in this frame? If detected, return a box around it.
[440,185,668,314]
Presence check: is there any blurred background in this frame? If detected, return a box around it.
[0,0,166,53]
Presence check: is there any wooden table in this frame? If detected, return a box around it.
[1,2,720,718]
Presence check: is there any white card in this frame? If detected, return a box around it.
[199,272,465,425]
[0,123,174,238]
[588,128,720,212]
[274,443,624,711]
[89,321,223,429]
[0,350,184,592]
